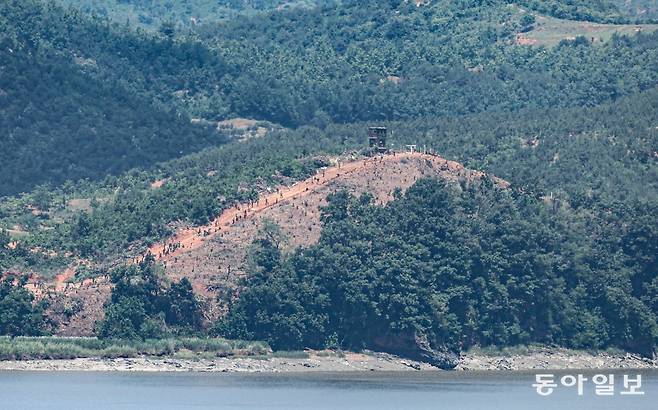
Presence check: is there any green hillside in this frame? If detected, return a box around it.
[198,0,658,126]
[0,0,225,196]
[222,177,657,359]
[2,0,658,197]
[604,0,658,21]
[54,0,315,29]
[0,0,656,360]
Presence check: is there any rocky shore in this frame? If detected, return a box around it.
[457,347,657,371]
[0,352,436,373]
[0,347,656,373]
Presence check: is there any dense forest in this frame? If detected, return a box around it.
[219,178,657,359]
[0,0,656,360]
[2,0,658,194]
[197,0,658,125]
[55,0,314,29]
[0,273,50,336]
[0,1,225,195]
[56,0,658,27]
[98,255,203,340]
[519,0,658,23]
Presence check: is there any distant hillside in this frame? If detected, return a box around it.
[3,0,656,196]
[56,0,658,27]
[608,0,658,21]
[191,0,658,126]
[9,1,658,128]
[0,1,224,196]
[54,0,316,29]
[517,0,658,23]
[0,35,221,197]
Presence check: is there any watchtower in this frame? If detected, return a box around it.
[368,127,388,153]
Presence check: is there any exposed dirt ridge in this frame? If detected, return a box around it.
[139,151,508,323]
[147,151,507,265]
[20,151,507,336]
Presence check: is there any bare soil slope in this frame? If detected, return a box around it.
[38,152,507,335]
[146,152,507,321]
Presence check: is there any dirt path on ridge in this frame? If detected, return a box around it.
[20,150,507,335]
[146,151,486,263]
[145,156,381,260]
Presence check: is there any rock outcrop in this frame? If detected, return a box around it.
[371,332,459,370]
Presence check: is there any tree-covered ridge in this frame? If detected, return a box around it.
[5,0,658,128]
[54,0,315,29]
[56,0,658,27]
[0,1,225,196]
[198,0,658,126]
[220,178,657,357]
[517,0,658,23]
[2,0,657,195]
[1,87,655,271]
[389,88,658,205]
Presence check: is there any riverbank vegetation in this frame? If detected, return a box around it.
[98,256,204,340]
[0,336,269,360]
[0,275,51,337]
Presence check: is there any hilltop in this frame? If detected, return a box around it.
[31,151,504,336]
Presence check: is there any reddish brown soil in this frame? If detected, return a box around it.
[146,152,507,320]
[48,278,112,336]
[515,35,539,45]
[150,178,167,189]
[21,151,508,335]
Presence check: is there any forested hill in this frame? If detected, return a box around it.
[197,0,658,126]
[519,0,658,23]
[2,0,658,195]
[54,0,315,29]
[0,0,656,360]
[220,175,657,363]
[55,0,658,26]
[0,38,220,197]
[0,1,222,196]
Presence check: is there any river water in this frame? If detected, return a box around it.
[0,369,655,409]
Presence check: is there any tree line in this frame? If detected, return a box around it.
[219,178,657,357]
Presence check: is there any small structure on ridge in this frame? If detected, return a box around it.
[368,126,388,153]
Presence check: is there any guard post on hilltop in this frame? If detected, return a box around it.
[368,126,388,154]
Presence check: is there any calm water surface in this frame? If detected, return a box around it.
[0,369,655,409]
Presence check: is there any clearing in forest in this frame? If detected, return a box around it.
[29,151,508,336]
[516,14,658,46]
[145,151,508,321]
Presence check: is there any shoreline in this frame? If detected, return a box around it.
[0,348,656,373]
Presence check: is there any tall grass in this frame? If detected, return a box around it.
[0,336,270,360]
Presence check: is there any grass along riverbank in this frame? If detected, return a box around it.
[0,336,269,360]
[0,338,656,372]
